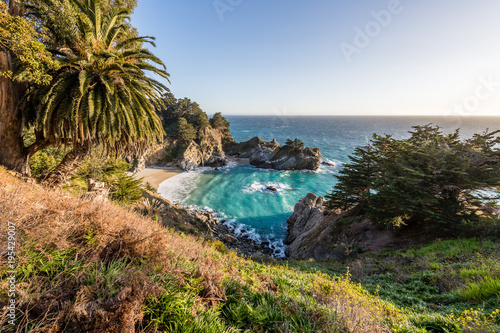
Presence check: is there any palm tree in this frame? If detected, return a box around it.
[24,0,169,186]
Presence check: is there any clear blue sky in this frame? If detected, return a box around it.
[132,0,500,116]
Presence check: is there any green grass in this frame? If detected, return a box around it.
[404,238,497,259]
[144,279,235,333]
[461,278,500,303]
[2,168,499,332]
[282,238,500,332]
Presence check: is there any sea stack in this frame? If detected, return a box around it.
[225,137,322,171]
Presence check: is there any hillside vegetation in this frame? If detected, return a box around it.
[0,168,403,332]
[326,125,500,233]
[286,238,500,333]
[2,168,499,332]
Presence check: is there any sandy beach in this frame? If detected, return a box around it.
[135,158,249,190]
[134,167,184,189]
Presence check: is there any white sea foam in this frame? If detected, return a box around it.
[223,219,262,242]
[157,161,244,203]
[242,182,292,194]
[157,171,201,203]
[322,158,341,167]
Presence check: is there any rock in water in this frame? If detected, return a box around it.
[226,137,322,171]
[223,234,238,245]
[266,185,278,192]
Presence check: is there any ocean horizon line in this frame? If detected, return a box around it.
[219,114,500,118]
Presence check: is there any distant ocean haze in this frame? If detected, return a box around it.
[158,116,500,257]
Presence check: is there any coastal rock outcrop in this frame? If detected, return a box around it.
[127,140,173,173]
[177,127,227,170]
[142,191,275,258]
[284,193,419,260]
[130,127,229,172]
[284,193,340,260]
[226,137,322,171]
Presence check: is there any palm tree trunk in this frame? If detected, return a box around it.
[43,144,89,187]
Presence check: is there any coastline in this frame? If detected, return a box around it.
[134,167,184,189]
[135,157,249,191]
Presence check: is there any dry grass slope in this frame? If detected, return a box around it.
[0,167,400,332]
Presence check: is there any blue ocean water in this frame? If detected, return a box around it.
[158,116,500,256]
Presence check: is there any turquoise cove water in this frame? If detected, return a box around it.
[158,116,500,256]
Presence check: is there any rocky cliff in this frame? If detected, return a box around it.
[226,137,322,170]
[142,191,275,258]
[131,127,230,172]
[284,193,418,260]
[180,127,228,170]
[284,193,341,259]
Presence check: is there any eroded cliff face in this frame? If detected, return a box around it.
[130,140,173,172]
[134,134,321,172]
[226,137,322,171]
[284,193,413,260]
[284,193,342,260]
[131,127,229,171]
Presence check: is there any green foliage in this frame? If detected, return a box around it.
[285,138,305,149]
[460,278,500,303]
[29,148,66,177]
[0,1,57,84]
[211,240,228,254]
[285,238,500,332]
[85,259,135,299]
[162,146,182,163]
[158,94,234,143]
[326,125,500,231]
[222,281,319,332]
[108,174,144,204]
[62,153,145,203]
[405,238,495,259]
[24,128,67,177]
[23,0,168,154]
[17,247,77,281]
[76,154,130,181]
[210,112,232,144]
[210,112,230,129]
[174,117,197,142]
[326,146,375,211]
[159,95,210,136]
[144,279,235,333]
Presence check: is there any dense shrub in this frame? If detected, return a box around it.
[326,125,500,231]
[158,92,233,143]
[285,138,305,149]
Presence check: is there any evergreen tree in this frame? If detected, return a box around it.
[210,112,233,144]
[285,138,305,149]
[210,112,230,129]
[174,117,196,142]
[326,125,500,231]
[325,146,375,211]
